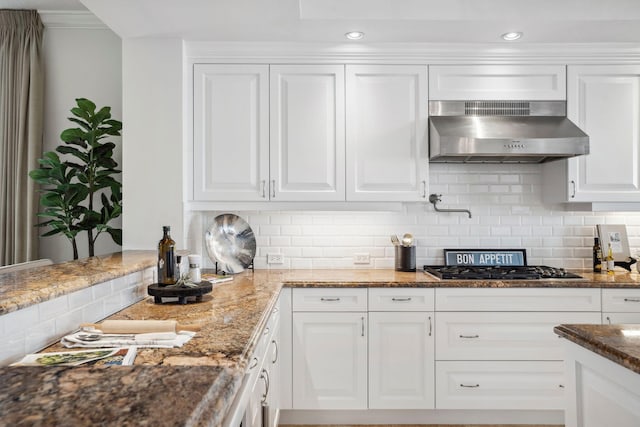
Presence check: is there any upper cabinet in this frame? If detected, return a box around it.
[544,65,640,204]
[193,64,269,201]
[429,65,566,100]
[346,65,429,202]
[193,63,428,203]
[270,65,345,201]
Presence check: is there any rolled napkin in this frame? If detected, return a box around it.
[79,319,200,334]
[61,330,195,348]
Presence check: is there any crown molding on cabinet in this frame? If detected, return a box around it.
[186,41,640,65]
[38,11,107,29]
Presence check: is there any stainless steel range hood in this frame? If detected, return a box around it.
[429,101,589,163]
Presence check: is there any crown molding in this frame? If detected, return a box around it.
[185,41,640,65]
[38,11,107,29]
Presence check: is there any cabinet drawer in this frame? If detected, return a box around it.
[603,312,640,324]
[602,289,640,312]
[436,312,601,360]
[435,288,601,311]
[435,361,565,410]
[292,288,367,311]
[369,288,434,311]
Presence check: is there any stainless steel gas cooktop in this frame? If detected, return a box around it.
[423,249,584,280]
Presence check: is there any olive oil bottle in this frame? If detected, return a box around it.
[592,237,602,273]
[606,242,615,275]
[157,226,177,285]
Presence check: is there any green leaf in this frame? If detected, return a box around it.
[67,117,92,132]
[60,128,86,143]
[41,192,63,208]
[76,98,96,115]
[107,228,122,245]
[56,146,89,162]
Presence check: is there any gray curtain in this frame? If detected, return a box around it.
[0,10,44,265]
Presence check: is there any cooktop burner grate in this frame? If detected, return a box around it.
[423,265,583,280]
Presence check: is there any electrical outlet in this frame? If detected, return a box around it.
[267,253,284,264]
[354,253,370,264]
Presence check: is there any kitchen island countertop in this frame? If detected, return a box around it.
[554,323,640,375]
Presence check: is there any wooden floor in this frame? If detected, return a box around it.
[281,424,563,427]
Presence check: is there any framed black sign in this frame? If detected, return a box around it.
[443,249,527,267]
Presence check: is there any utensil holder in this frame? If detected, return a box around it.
[395,245,416,272]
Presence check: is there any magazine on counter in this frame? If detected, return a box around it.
[204,274,234,284]
[11,347,137,367]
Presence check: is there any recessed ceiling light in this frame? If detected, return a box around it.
[501,32,523,41]
[345,31,364,40]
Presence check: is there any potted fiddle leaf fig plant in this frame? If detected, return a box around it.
[29,98,122,260]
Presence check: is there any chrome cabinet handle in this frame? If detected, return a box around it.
[392,297,412,302]
[271,340,278,364]
[261,180,266,198]
[421,180,427,198]
[624,298,640,302]
[460,383,480,388]
[361,316,365,337]
[249,357,259,370]
[428,316,432,337]
[263,327,270,336]
[459,334,480,339]
[606,316,612,324]
[271,179,276,198]
[570,180,576,198]
[320,297,340,302]
[559,384,565,388]
[260,368,270,402]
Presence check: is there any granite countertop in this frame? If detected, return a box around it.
[554,323,640,375]
[3,251,640,426]
[0,251,156,315]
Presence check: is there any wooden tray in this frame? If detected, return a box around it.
[147,281,212,304]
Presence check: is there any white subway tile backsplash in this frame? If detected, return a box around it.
[190,165,640,271]
[38,295,69,320]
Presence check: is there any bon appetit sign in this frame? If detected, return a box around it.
[444,249,527,267]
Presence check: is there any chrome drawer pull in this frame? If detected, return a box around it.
[428,316,432,337]
[272,340,278,364]
[624,298,640,303]
[249,357,259,370]
[459,334,480,339]
[263,327,270,336]
[361,316,365,337]
[559,384,565,388]
[320,297,340,302]
[391,297,412,302]
[460,383,480,388]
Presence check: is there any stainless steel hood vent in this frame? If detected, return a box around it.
[429,100,589,164]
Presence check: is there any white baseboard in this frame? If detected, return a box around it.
[280,409,564,425]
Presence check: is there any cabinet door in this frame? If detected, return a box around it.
[193,64,269,201]
[346,65,428,202]
[270,65,345,201]
[368,312,434,409]
[292,312,367,409]
[429,65,566,101]
[566,65,640,202]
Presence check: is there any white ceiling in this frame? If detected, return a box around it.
[4,0,640,44]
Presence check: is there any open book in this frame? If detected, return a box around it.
[11,347,137,367]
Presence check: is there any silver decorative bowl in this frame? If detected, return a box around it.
[205,214,256,274]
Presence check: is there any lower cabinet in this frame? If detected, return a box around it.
[563,339,640,427]
[602,288,640,324]
[292,311,368,409]
[369,311,434,409]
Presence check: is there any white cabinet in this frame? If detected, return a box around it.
[292,311,367,409]
[270,65,345,201]
[434,288,601,410]
[544,65,640,204]
[602,288,640,324]
[436,361,566,410]
[563,340,640,427]
[193,64,269,201]
[346,65,429,202]
[429,65,566,101]
[369,311,434,409]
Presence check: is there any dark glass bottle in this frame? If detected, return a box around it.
[592,237,602,273]
[158,226,176,285]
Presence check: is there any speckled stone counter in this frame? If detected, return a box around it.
[0,251,156,315]
[3,254,640,427]
[0,365,238,427]
[554,323,640,375]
